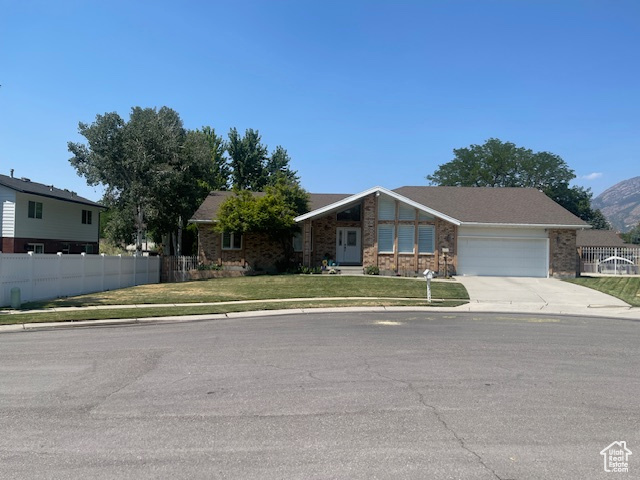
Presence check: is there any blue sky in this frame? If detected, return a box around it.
[1,0,638,202]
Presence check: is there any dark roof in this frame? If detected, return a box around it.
[0,173,102,208]
[309,193,351,211]
[394,186,587,226]
[190,191,351,223]
[576,229,627,247]
[191,186,589,227]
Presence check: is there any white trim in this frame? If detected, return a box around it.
[294,186,462,225]
[189,219,215,224]
[222,232,242,250]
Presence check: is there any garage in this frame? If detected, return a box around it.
[457,235,549,277]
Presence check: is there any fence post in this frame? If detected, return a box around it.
[80,252,86,295]
[101,253,106,292]
[118,254,123,288]
[57,252,63,299]
[27,251,34,303]
[134,254,138,286]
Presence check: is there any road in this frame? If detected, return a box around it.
[1,312,638,479]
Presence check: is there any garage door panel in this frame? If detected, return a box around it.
[458,237,548,277]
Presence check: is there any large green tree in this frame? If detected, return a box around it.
[427,138,609,229]
[215,180,309,270]
[68,106,213,253]
[226,128,298,190]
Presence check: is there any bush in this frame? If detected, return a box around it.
[365,265,380,275]
[197,263,222,271]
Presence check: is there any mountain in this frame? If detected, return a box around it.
[592,176,640,232]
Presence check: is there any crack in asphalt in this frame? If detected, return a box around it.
[356,355,505,480]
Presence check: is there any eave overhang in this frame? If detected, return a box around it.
[294,186,462,226]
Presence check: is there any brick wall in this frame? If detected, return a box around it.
[362,194,377,266]
[197,225,288,272]
[1,237,99,254]
[548,229,578,278]
[436,219,457,276]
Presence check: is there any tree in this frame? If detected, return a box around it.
[215,180,309,270]
[68,106,212,253]
[226,128,299,190]
[427,138,575,189]
[190,126,230,191]
[621,223,640,244]
[427,138,609,228]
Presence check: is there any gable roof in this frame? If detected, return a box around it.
[192,186,589,229]
[394,186,587,226]
[294,186,462,224]
[295,185,588,228]
[0,174,102,208]
[576,229,626,247]
[188,191,348,224]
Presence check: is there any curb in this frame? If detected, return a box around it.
[2,303,639,333]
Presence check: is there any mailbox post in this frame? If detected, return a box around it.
[423,269,433,302]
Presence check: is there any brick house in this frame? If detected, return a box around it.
[0,173,103,254]
[190,186,589,278]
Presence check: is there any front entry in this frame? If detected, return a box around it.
[336,227,361,265]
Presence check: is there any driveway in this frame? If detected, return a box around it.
[455,276,631,315]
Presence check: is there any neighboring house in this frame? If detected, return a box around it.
[576,227,637,275]
[190,186,589,278]
[576,229,626,247]
[0,173,103,254]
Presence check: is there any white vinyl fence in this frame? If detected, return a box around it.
[0,253,161,307]
[579,246,640,275]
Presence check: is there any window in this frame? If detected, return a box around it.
[27,243,44,254]
[398,225,415,253]
[337,204,361,221]
[84,244,95,254]
[377,225,394,253]
[418,225,435,253]
[61,243,71,254]
[292,231,303,252]
[378,197,395,220]
[398,204,415,221]
[418,210,434,221]
[82,210,93,224]
[222,232,242,250]
[28,201,43,219]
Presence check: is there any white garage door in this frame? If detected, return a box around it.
[457,237,549,277]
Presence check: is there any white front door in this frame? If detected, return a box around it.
[336,227,361,264]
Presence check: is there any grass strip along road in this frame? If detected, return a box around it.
[1,276,469,324]
[566,276,640,307]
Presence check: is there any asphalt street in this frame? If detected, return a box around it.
[1,311,638,479]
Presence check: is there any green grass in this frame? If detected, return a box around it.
[566,276,640,307]
[2,276,469,324]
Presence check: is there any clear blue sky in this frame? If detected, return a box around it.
[1,0,638,202]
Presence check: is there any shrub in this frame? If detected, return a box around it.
[365,265,380,275]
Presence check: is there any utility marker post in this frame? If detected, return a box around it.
[423,269,433,303]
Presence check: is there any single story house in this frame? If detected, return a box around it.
[190,186,589,278]
[0,173,103,254]
[576,229,626,247]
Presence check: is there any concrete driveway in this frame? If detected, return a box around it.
[455,276,631,316]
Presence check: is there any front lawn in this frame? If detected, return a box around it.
[566,276,640,307]
[2,276,469,324]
